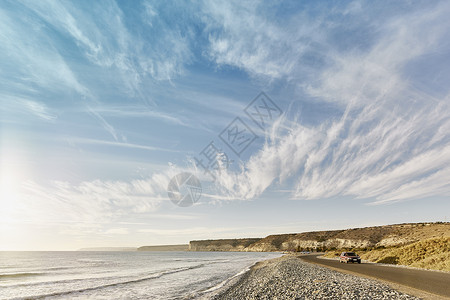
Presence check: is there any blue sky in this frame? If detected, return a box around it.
[1,0,450,250]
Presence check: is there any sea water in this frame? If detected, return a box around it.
[0,251,281,299]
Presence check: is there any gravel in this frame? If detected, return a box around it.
[210,255,419,300]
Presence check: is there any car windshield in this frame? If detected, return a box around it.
[346,252,357,256]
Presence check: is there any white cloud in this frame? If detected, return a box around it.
[70,137,181,153]
[1,0,198,139]
[85,105,189,127]
[19,175,168,224]
[17,0,194,89]
[21,100,57,121]
[13,162,204,229]
[213,97,450,204]
[305,2,450,107]
[202,0,313,80]
[1,94,57,121]
[206,1,450,204]
[4,0,450,214]
[0,6,89,96]
[86,107,120,141]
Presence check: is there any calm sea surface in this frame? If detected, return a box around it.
[0,251,281,299]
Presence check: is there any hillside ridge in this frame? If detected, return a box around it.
[137,244,189,251]
[189,222,450,252]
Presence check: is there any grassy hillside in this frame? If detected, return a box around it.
[189,222,449,254]
[324,237,450,272]
[247,222,450,252]
[360,237,450,271]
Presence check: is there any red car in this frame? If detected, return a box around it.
[339,252,361,263]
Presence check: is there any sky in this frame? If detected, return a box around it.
[1,0,450,251]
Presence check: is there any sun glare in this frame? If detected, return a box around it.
[0,162,22,223]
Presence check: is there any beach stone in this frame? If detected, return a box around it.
[211,255,419,300]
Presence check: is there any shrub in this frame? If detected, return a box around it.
[360,237,450,271]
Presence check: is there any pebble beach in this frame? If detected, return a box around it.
[210,255,419,300]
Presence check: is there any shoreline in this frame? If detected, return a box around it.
[202,254,421,300]
[196,254,282,299]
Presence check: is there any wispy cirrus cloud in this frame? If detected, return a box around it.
[201,0,344,81]
[207,0,450,204]
[19,174,169,224]
[1,0,198,139]
[0,5,89,97]
[85,105,188,127]
[13,161,200,228]
[71,137,182,153]
[86,107,120,141]
[17,0,193,89]
[3,0,450,229]
[203,1,300,79]
[21,99,57,121]
[1,94,57,122]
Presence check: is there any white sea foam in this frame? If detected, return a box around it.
[0,251,281,300]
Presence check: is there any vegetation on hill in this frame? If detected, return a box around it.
[245,222,450,252]
[189,222,449,253]
[324,237,450,272]
[361,237,450,271]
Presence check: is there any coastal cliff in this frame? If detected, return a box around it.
[189,222,449,252]
[138,244,189,251]
[189,238,262,251]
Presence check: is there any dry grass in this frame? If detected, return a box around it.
[323,251,341,258]
[360,237,450,271]
[322,237,450,271]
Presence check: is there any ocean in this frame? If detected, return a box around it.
[0,251,282,299]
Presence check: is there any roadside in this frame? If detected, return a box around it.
[323,237,450,272]
[319,254,450,274]
[299,254,450,300]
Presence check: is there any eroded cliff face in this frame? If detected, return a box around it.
[247,238,374,252]
[189,238,262,251]
[189,223,450,252]
[137,245,188,251]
